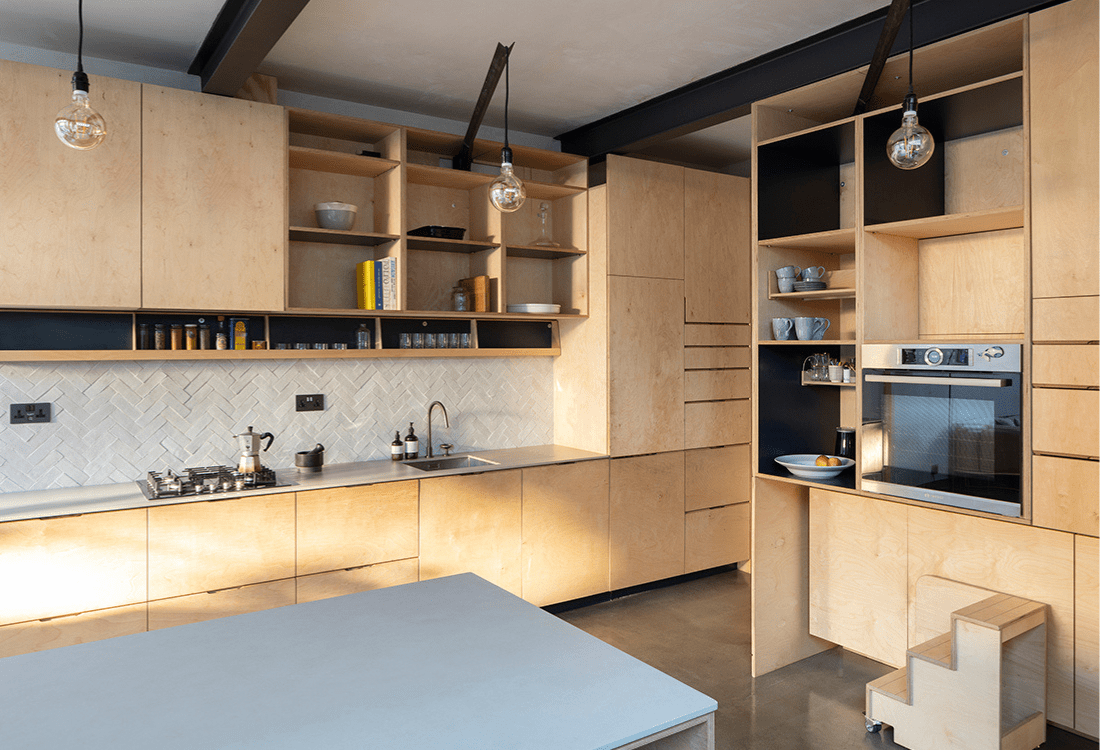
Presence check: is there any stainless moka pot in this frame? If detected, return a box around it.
[234,425,275,474]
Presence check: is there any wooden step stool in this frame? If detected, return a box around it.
[865,592,1047,750]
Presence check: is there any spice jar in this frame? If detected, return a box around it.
[184,324,198,350]
[170,324,183,350]
[452,285,469,312]
[199,324,211,350]
[138,323,150,350]
[153,324,166,350]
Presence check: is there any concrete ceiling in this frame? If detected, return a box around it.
[0,0,892,165]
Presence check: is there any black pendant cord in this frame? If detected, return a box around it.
[77,0,85,74]
[503,51,510,153]
[907,1,914,98]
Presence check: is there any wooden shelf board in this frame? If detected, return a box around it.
[801,373,856,387]
[285,307,585,321]
[755,468,858,491]
[757,339,857,346]
[506,244,585,260]
[0,347,559,362]
[769,287,855,301]
[523,180,587,201]
[758,227,857,253]
[866,206,1024,239]
[404,127,586,173]
[405,235,499,253]
[288,146,399,178]
[289,227,399,246]
[406,163,494,190]
[287,108,400,144]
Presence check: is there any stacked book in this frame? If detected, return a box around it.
[356,258,398,311]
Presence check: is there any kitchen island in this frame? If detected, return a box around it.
[0,573,716,749]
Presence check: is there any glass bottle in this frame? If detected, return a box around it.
[391,431,404,461]
[532,202,560,247]
[137,323,150,350]
[403,422,419,460]
[356,323,372,349]
[215,316,228,350]
[452,285,469,312]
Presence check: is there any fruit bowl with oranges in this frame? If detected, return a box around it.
[774,454,855,479]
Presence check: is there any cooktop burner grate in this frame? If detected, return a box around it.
[142,465,279,500]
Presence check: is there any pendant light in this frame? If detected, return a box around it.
[55,0,106,150]
[886,1,933,170]
[489,46,525,213]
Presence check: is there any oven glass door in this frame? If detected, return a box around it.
[861,370,1022,516]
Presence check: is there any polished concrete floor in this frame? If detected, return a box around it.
[557,569,1097,750]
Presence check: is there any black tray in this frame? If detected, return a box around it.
[408,225,465,240]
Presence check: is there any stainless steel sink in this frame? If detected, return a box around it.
[403,455,499,472]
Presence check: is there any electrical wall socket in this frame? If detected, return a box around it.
[11,402,52,424]
[295,394,324,412]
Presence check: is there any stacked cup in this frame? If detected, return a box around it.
[774,265,800,294]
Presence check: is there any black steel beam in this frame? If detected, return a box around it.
[189,0,311,96]
[557,0,1066,157]
[853,0,910,116]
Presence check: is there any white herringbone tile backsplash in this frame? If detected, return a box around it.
[0,358,553,492]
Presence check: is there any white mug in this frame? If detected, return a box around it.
[801,266,826,281]
[771,317,794,340]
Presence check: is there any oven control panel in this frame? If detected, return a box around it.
[862,343,1020,372]
[900,347,970,367]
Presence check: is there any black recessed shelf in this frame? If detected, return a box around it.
[289,227,399,246]
[757,121,856,241]
[863,74,1024,227]
[0,311,131,351]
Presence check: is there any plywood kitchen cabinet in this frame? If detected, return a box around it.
[296,559,420,604]
[1076,534,1099,736]
[1032,388,1099,459]
[1031,455,1100,537]
[0,60,141,309]
[520,460,610,606]
[609,275,684,457]
[685,445,750,511]
[1029,0,1098,300]
[606,155,684,279]
[685,171,751,323]
[685,503,749,573]
[142,85,287,312]
[418,469,523,596]
[147,494,296,600]
[295,481,418,575]
[0,509,147,626]
[808,490,907,667]
[147,579,295,631]
[609,452,685,590]
[0,603,147,660]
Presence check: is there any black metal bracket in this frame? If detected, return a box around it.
[853,0,910,116]
[453,43,513,172]
[189,0,311,96]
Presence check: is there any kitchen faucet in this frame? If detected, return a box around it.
[426,401,449,458]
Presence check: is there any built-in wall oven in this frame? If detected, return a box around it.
[861,343,1022,517]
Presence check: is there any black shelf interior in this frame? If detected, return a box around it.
[758,343,855,489]
[0,311,131,351]
[757,122,855,240]
[136,313,264,350]
[268,316,375,350]
[378,318,472,350]
[863,76,1023,226]
[478,320,554,349]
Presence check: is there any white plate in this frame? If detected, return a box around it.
[507,304,561,314]
[774,454,855,479]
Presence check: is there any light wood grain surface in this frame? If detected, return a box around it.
[684,400,749,450]
[1033,296,1100,343]
[685,323,751,347]
[520,460,610,606]
[296,559,420,604]
[418,470,523,596]
[148,579,295,631]
[808,490,907,667]
[0,60,141,309]
[0,603,147,660]
[944,126,1025,214]
[684,346,750,370]
[906,506,1076,726]
[685,445,751,512]
[684,369,750,402]
[609,276,684,456]
[142,86,287,312]
[610,452,686,590]
[750,478,833,676]
[1031,455,1100,536]
[1030,0,1099,299]
[685,170,751,323]
[862,232,920,341]
[1033,388,1099,458]
[296,482,419,575]
[1075,534,1099,737]
[685,503,749,573]
[0,509,147,625]
[1032,344,1100,388]
[148,495,296,600]
[607,155,685,279]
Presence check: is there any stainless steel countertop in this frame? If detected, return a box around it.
[0,445,606,524]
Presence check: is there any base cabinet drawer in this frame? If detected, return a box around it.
[0,603,147,660]
[1032,454,1100,536]
[1033,296,1100,343]
[685,444,750,511]
[685,503,749,573]
[1033,389,1099,458]
[1032,344,1100,387]
[684,400,749,449]
[296,559,419,604]
[148,579,295,631]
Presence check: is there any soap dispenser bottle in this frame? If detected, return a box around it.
[391,431,404,461]
[403,423,419,460]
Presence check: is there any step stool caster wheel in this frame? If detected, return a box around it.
[864,715,882,733]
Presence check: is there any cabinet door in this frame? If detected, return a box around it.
[1033,389,1099,458]
[148,579,295,631]
[609,276,684,456]
[685,170,750,323]
[0,603,146,660]
[808,490,908,667]
[685,503,749,573]
[419,470,522,596]
[296,482,418,576]
[607,155,684,279]
[296,559,420,604]
[1032,455,1099,536]
[148,494,295,600]
[521,460,610,607]
[609,452,685,589]
[1077,535,1099,737]
[0,509,147,626]
[143,86,287,311]
[0,61,141,308]
[1030,0,1099,299]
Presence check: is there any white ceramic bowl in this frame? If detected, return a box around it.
[314,202,357,231]
[774,454,855,479]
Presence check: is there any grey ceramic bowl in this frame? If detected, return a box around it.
[314,202,357,231]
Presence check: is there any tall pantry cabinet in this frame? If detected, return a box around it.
[557,154,751,590]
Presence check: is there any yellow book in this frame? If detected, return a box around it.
[356,260,376,310]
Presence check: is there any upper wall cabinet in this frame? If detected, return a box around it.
[606,155,684,279]
[142,86,287,312]
[685,171,751,324]
[0,60,141,309]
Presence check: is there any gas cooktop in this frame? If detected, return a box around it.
[139,465,286,500]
